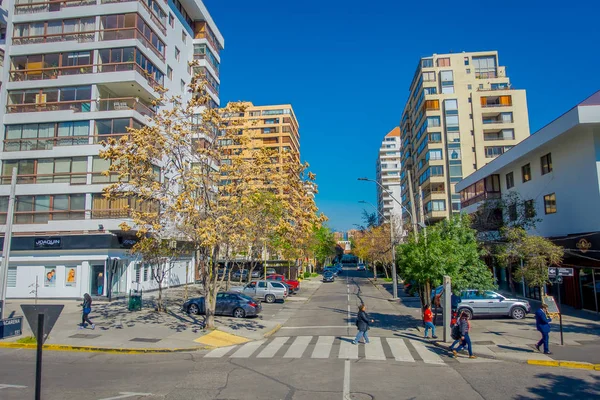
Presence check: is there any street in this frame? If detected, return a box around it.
[0,268,598,400]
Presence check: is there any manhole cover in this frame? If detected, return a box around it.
[68,334,101,339]
[349,393,374,400]
[130,337,162,343]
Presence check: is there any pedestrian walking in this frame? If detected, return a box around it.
[535,303,552,354]
[448,311,461,353]
[79,293,95,330]
[423,304,438,339]
[352,304,373,345]
[452,312,475,358]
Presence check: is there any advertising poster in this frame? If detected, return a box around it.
[44,267,56,287]
[65,267,77,287]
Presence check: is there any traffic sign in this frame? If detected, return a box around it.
[548,267,574,277]
[20,305,64,343]
[0,317,22,339]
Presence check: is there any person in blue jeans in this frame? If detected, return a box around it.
[453,313,475,359]
[423,304,437,339]
[535,303,552,354]
[352,304,373,344]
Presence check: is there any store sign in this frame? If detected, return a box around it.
[34,238,62,249]
[576,238,592,253]
[0,317,23,339]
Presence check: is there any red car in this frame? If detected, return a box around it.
[266,274,300,292]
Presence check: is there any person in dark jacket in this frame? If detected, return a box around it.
[79,293,95,330]
[452,313,475,358]
[535,303,552,354]
[352,304,373,345]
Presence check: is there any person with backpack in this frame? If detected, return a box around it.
[352,303,373,345]
[452,312,475,358]
[449,311,462,353]
[79,293,95,330]
[423,304,438,339]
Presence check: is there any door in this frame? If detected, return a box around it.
[462,290,488,316]
[256,281,268,298]
[243,282,257,298]
[484,291,509,315]
[215,293,226,315]
[90,265,105,296]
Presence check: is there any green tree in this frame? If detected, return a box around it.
[397,214,495,308]
[310,225,336,268]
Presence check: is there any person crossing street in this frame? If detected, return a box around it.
[353,304,373,345]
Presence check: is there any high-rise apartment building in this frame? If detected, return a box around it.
[0,0,223,299]
[376,127,401,223]
[399,51,530,223]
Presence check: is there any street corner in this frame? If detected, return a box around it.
[263,323,282,338]
[194,329,251,348]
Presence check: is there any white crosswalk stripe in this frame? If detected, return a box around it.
[202,336,464,366]
[386,338,415,362]
[257,337,289,358]
[409,339,447,365]
[283,336,312,358]
[312,335,335,359]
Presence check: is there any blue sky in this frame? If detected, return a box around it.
[205,0,600,231]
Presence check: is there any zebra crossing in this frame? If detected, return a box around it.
[203,336,456,365]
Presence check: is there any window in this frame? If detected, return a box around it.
[429,132,442,143]
[143,265,149,281]
[508,204,517,221]
[445,115,459,127]
[541,153,552,175]
[422,59,433,68]
[180,79,185,92]
[544,193,556,214]
[427,116,440,127]
[2,157,87,184]
[485,146,512,158]
[8,267,17,287]
[506,172,514,189]
[473,55,497,79]
[424,87,437,95]
[524,200,535,218]
[182,30,187,43]
[175,47,181,61]
[484,129,515,141]
[464,57,469,66]
[445,99,458,111]
[448,148,461,160]
[427,149,443,161]
[169,13,174,27]
[423,71,436,82]
[427,200,446,212]
[437,58,450,67]
[468,84,472,90]
[522,163,531,182]
[466,68,471,74]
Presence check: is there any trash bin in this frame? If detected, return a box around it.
[128,289,143,311]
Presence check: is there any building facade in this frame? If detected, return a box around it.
[399,51,530,224]
[0,0,224,299]
[376,127,401,223]
[456,91,600,312]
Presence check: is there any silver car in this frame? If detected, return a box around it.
[230,280,287,303]
[458,290,531,320]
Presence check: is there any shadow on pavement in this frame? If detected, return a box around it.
[317,305,423,332]
[515,373,600,399]
[495,344,535,353]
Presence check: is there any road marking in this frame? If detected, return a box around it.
[386,338,415,362]
[283,336,312,358]
[98,393,152,400]
[312,335,334,358]
[229,339,266,358]
[342,359,350,400]
[347,305,351,329]
[280,326,348,330]
[365,337,386,360]
[0,384,27,390]
[256,337,289,358]
[204,345,237,358]
[338,337,359,359]
[409,340,446,365]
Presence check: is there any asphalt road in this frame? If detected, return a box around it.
[1,268,598,400]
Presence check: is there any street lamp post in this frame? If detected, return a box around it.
[359,200,396,297]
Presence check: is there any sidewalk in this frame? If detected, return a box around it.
[0,279,323,352]
[370,279,600,365]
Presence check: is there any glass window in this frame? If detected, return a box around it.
[544,193,556,214]
[421,59,433,68]
[92,157,110,183]
[445,99,458,111]
[448,148,461,160]
[506,172,514,189]
[440,70,453,82]
[445,115,459,127]
[525,200,535,218]
[541,153,552,175]
[437,58,450,67]
[522,163,531,182]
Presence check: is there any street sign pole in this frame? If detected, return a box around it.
[557,280,564,346]
[442,276,451,343]
[35,313,44,400]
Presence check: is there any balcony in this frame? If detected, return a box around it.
[14,0,95,15]
[4,136,90,152]
[460,175,501,208]
[7,97,155,117]
[100,0,167,35]
[481,95,512,108]
[482,115,513,125]
[12,30,95,46]
[10,62,163,87]
[99,28,165,61]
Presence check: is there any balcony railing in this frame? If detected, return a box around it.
[461,191,501,208]
[93,133,130,144]
[10,62,163,87]
[0,208,133,224]
[14,0,95,15]
[99,28,165,61]
[4,136,90,152]
[482,118,512,124]
[12,30,96,45]
[481,102,512,108]
[7,97,155,116]
[193,53,220,77]
[100,0,167,35]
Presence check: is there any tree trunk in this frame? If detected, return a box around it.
[383,263,390,279]
[204,246,219,329]
[157,281,164,312]
[373,261,377,280]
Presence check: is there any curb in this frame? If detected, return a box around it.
[527,359,600,370]
[431,341,499,361]
[263,324,282,338]
[0,341,209,354]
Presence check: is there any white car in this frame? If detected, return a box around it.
[357,263,366,271]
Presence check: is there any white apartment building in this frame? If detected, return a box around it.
[456,91,600,312]
[0,0,224,299]
[375,127,401,223]
[400,51,530,224]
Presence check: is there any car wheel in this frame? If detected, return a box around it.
[458,308,473,320]
[265,294,276,303]
[188,303,200,315]
[233,307,246,318]
[511,306,526,320]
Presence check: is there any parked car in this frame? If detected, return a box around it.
[232,269,249,281]
[182,292,261,318]
[323,272,335,283]
[266,274,300,292]
[230,280,287,303]
[457,290,531,320]
[357,263,366,271]
[265,268,277,275]
[250,269,262,279]
[217,268,231,280]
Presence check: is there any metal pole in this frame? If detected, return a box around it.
[390,215,397,300]
[0,168,17,320]
[443,276,451,343]
[35,313,44,400]
[558,280,564,345]
[406,170,419,243]
[592,270,598,314]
